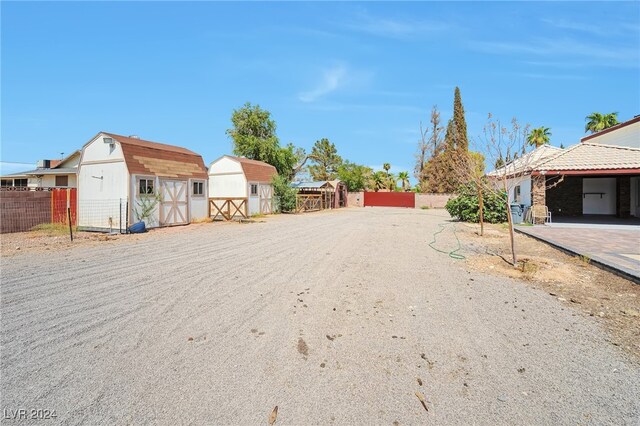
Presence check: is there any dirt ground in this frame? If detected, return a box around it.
[1,208,639,425]
[455,222,640,359]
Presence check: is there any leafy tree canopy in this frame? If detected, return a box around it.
[308,138,343,181]
[227,102,298,179]
[336,161,372,192]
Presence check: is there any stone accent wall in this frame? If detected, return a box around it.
[617,176,631,218]
[546,176,583,216]
[0,190,52,233]
[531,175,546,207]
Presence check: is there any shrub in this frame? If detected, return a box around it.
[445,183,507,223]
[272,174,297,213]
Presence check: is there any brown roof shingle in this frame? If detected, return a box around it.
[225,156,278,183]
[103,132,208,179]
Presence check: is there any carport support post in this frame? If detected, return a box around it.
[532,175,546,224]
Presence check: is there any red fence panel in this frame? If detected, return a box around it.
[51,188,77,225]
[363,192,415,208]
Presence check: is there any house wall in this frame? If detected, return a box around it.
[505,176,532,207]
[583,121,640,148]
[583,177,616,215]
[208,157,247,198]
[78,136,129,229]
[546,176,582,216]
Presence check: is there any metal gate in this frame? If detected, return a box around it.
[364,192,415,208]
[160,180,188,226]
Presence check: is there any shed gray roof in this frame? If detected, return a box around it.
[290,181,331,189]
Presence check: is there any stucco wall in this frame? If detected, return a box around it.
[582,120,640,148]
[347,192,453,208]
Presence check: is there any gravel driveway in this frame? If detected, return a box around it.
[1,208,638,425]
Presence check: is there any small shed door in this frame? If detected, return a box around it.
[260,184,273,214]
[160,179,189,226]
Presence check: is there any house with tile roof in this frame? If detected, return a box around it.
[208,155,278,219]
[489,116,640,220]
[77,132,209,230]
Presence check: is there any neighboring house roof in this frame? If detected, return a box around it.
[487,144,563,178]
[4,168,77,177]
[534,142,640,174]
[580,115,640,143]
[98,132,208,180]
[211,155,277,183]
[53,150,81,169]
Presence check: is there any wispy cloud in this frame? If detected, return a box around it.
[341,10,452,39]
[469,38,639,68]
[540,18,609,37]
[517,73,589,81]
[298,65,348,103]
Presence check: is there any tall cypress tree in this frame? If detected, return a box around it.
[453,87,468,152]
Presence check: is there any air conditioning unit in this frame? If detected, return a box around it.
[36,159,51,169]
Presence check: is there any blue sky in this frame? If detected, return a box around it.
[2,1,639,179]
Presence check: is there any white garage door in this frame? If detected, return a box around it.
[160,179,188,226]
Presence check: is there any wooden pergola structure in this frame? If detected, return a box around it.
[291,180,348,213]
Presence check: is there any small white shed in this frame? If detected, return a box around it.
[208,156,277,219]
[77,132,209,231]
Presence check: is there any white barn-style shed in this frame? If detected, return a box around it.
[208,156,277,219]
[77,132,209,231]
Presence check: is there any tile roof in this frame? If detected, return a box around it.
[102,133,208,179]
[536,142,640,172]
[487,144,562,177]
[223,156,277,183]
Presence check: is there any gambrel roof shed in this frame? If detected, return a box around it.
[98,132,208,179]
[217,155,278,183]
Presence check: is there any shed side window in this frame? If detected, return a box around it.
[193,181,204,196]
[250,184,258,196]
[139,178,154,195]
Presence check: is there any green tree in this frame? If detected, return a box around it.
[308,138,343,181]
[453,87,469,151]
[336,161,373,192]
[383,162,391,176]
[398,171,410,191]
[527,126,552,148]
[226,102,298,178]
[585,112,619,133]
[372,171,387,191]
[422,119,459,193]
[387,173,397,191]
[272,174,297,213]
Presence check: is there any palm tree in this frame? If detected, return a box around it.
[585,112,619,133]
[398,171,410,191]
[372,171,386,192]
[387,173,397,191]
[527,127,552,148]
[383,162,391,178]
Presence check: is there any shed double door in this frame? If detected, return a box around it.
[160,179,189,226]
[260,184,273,214]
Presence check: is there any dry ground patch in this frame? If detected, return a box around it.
[457,221,640,358]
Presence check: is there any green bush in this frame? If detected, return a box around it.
[272,174,297,213]
[445,183,507,223]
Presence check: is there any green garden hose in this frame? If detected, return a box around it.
[428,223,465,260]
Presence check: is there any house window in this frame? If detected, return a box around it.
[1,179,12,187]
[250,184,258,196]
[513,185,521,203]
[138,178,155,195]
[55,175,69,187]
[193,181,204,196]
[14,179,27,187]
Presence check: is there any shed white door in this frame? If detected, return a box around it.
[260,184,273,214]
[160,179,189,226]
